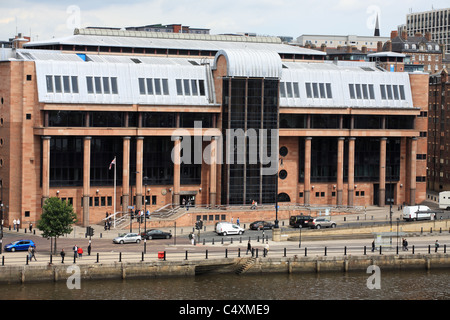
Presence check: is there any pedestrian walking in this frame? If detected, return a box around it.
[404,238,408,251]
[60,249,65,263]
[237,217,240,226]
[28,246,33,261]
[371,240,375,252]
[435,240,440,253]
[264,243,270,256]
[77,246,83,259]
[29,223,33,233]
[246,240,252,255]
[73,245,78,259]
[16,219,20,230]
[31,247,37,261]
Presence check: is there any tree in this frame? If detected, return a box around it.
[37,197,77,254]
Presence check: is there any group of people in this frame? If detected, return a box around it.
[12,219,20,230]
[59,243,91,263]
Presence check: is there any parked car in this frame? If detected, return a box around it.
[289,215,313,228]
[113,233,141,244]
[249,221,274,230]
[215,222,245,236]
[4,239,36,252]
[308,218,337,229]
[140,229,172,240]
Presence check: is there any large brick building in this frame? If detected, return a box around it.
[0,28,428,228]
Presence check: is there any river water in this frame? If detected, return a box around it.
[1,269,448,300]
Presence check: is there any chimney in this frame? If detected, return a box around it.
[361,45,367,54]
[390,30,398,40]
[377,41,383,52]
[346,46,352,53]
[385,40,392,52]
[415,32,423,37]
[401,29,407,40]
[425,32,432,41]
[320,43,327,52]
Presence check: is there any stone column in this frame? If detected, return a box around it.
[41,136,51,205]
[410,137,417,205]
[135,137,144,211]
[347,137,355,206]
[209,136,218,207]
[337,137,345,206]
[173,137,181,205]
[304,137,312,206]
[379,137,387,207]
[83,137,91,227]
[122,137,131,214]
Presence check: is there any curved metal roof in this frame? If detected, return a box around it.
[214,49,282,78]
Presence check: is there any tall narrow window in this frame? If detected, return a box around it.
[293,83,300,98]
[312,83,319,98]
[94,77,102,94]
[139,78,146,95]
[380,85,386,100]
[368,84,375,99]
[326,83,332,98]
[399,85,405,100]
[176,79,183,95]
[191,79,198,95]
[63,76,71,93]
[286,82,293,98]
[349,84,355,99]
[103,77,110,94]
[154,78,161,95]
[54,76,62,93]
[280,82,286,98]
[86,77,94,94]
[305,83,312,98]
[71,76,79,93]
[46,75,53,93]
[183,79,190,95]
[111,77,118,94]
[162,79,169,95]
[146,78,153,95]
[198,80,205,96]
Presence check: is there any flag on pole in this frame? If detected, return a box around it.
[109,157,116,170]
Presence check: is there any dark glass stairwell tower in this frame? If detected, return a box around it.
[221,78,279,205]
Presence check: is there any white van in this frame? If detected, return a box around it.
[439,191,450,210]
[215,222,245,236]
[402,205,432,221]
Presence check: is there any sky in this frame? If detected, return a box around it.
[1,0,449,42]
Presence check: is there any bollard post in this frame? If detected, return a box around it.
[119,252,122,262]
[396,246,398,255]
[231,238,233,244]
[185,250,188,260]
[344,246,347,255]
[50,254,53,264]
[324,247,327,256]
[205,250,208,259]
[26,255,29,265]
[380,246,382,255]
[240,237,242,244]
[212,238,214,245]
[164,251,166,261]
[221,238,224,245]
[2,256,4,266]
[364,246,366,255]
[141,252,144,262]
[225,248,228,258]
[428,245,431,254]
[256,248,258,258]
[238,248,241,257]
[305,247,307,257]
[284,248,287,257]
[444,244,447,254]
[203,239,205,245]
[412,245,415,254]
[96,252,99,263]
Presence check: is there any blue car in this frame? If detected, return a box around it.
[4,240,36,252]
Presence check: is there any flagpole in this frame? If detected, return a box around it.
[113,156,116,229]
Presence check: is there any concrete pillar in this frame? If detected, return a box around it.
[209,136,218,207]
[41,136,51,205]
[410,137,417,205]
[348,137,355,206]
[379,137,387,207]
[173,137,181,205]
[122,137,131,214]
[304,137,312,206]
[83,137,91,227]
[135,137,144,211]
[337,137,345,206]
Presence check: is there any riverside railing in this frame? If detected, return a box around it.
[1,243,447,266]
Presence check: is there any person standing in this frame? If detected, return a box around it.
[31,246,37,261]
[87,240,92,256]
[435,240,440,253]
[60,249,66,264]
[13,219,16,230]
[73,244,78,259]
[77,246,83,259]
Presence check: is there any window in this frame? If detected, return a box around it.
[139,78,146,95]
[71,76,79,93]
[176,79,183,95]
[54,76,62,93]
[175,79,205,97]
[103,77,110,94]
[46,76,53,93]
[380,85,386,100]
[293,83,300,98]
[111,77,118,94]
[63,76,70,93]
[94,77,102,94]
[86,77,94,94]
[349,84,355,99]
[305,82,312,98]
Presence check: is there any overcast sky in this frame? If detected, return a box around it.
[1,0,449,42]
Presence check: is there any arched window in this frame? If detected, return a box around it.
[277,192,291,202]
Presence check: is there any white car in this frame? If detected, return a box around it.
[215,222,245,236]
[113,233,141,244]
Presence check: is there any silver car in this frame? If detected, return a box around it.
[308,218,337,229]
[113,233,141,244]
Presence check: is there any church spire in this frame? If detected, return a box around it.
[374,14,380,36]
